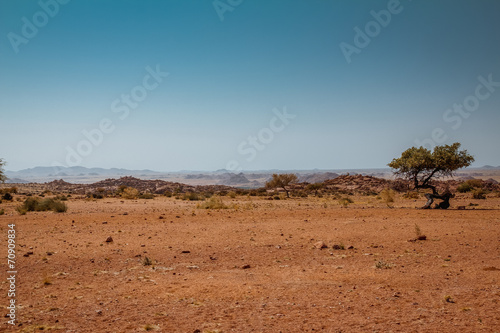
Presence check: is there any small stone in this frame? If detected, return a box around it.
[314,241,327,249]
[105,236,113,243]
[241,264,251,269]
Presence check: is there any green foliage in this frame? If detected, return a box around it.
[265,173,298,198]
[16,197,68,214]
[306,183,323,196]
[457,179,483,193]
[457,182,474,193]
[472,188,487,199]
[389,143,474,190]
[227,191,237,199]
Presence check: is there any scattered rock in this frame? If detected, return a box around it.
[332,244,344,250]
[347,245,354,250]
[23,251,34,257]
[483,266,500,271]
[181,250,191,254]
[102,221,107,224]
[457,206,466,210]
[105,236,113,243]
[241,264,251,269]
[314,241,327,249]
[417,235,427,241]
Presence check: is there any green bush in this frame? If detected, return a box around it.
[457,179,484,193]
[457,182,474,193]
[472,189,487,199]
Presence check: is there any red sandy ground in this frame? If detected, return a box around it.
[1,195,499,332]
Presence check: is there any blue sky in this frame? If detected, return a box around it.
[1,0,499,171]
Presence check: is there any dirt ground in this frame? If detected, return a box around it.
[1,194,499,333]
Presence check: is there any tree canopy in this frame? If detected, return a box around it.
[388,143,474,194]
[265,173,298,198]
[389,143,474,209]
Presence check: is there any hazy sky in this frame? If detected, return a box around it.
[1,0,499,172]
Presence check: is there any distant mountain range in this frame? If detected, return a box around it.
[4,165,499,187]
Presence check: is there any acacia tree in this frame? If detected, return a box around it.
[306,183,323,196]
[0,159,6,183]
[388,143,474,209]
[266,173,298,198]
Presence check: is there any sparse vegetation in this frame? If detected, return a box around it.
[403,191,420,199]
[338,197,353,208]
[143,257,153,266]
[379,188,395,207]
[266,173,298,198]
[182,192,203,201]
[197,196,228,209]
[375,260,393,269]
[121,187,139,199]
[389,143,474,209]
[16,197,67,214]
[307,183,323,196]
[139,192,155,199]
[414,224,426,240]
[472,188,487,199]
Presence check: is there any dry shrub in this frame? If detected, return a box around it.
[197,196,228,209]
[121,187,139,200]
[379,188,395,206]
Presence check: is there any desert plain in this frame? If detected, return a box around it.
[1,190,500,333]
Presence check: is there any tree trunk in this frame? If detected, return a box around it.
[422,191,453,209]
